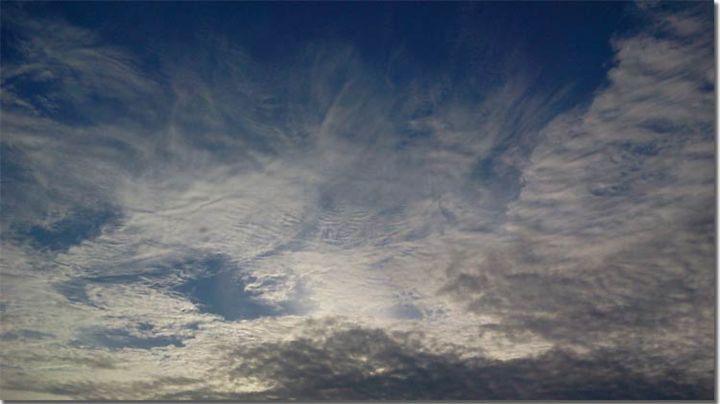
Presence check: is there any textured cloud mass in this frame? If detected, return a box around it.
[0,2,714,400]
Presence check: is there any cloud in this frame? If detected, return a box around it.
[218,324,713,400]
[0,1,713,400]
[18,322,705,400]
[440,0,714,384]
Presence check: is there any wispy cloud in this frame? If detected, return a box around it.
[0,2,713,399]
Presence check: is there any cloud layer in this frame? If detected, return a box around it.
[0,2,714,400]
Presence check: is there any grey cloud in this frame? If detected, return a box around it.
[16,376,198,401]
[186,325,711,400]
[0,2,714,400]
[11,324,708,400]
[70,327,185,350]
[438,1,714,388]
[0,329,53,341]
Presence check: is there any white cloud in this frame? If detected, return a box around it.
[0,2,713,399]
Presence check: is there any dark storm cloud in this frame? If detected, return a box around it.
[280,332,707,399]
[6,323,709,400]
[163,325,710,400]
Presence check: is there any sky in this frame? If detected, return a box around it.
[0,1,715,400]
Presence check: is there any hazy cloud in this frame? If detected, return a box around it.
[0,1,713,400]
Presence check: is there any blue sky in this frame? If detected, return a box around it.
[0,1,715,400]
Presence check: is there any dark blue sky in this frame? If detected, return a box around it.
[5,2,629,108]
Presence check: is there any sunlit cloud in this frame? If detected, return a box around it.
[0,1,714,400]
